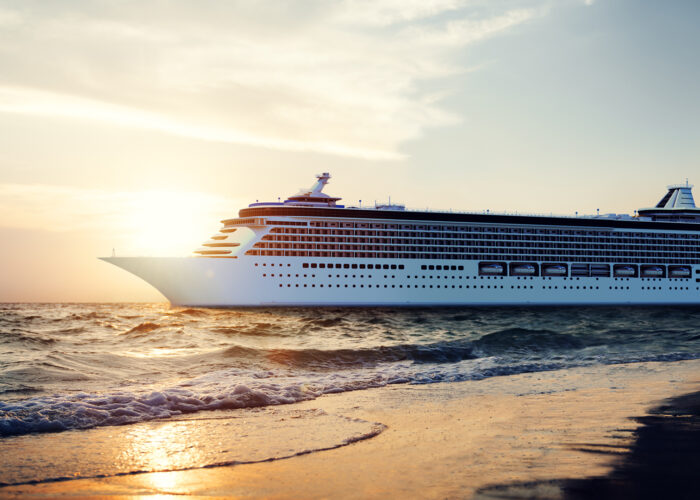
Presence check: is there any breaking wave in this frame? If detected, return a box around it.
[1,303,700,437]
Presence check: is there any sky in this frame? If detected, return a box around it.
[1,0,699,302]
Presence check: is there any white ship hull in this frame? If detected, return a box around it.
[102,257,700,306]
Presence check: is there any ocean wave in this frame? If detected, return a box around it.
[67,312,106,321]
[213,340,479,369]
[0,331,57,345]
[0,379,319,437]
[473,328,586,351]
[170,308,209,317]
[4,349,699,437]
[212,322,291,337]
[211,329,604,369]
[304,317,346,328]
[123,322,162,335]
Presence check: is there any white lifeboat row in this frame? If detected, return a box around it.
[478,262,692,278]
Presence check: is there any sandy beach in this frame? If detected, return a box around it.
[2,358,698,499]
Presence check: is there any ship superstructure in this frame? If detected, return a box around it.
[103,174,700,306]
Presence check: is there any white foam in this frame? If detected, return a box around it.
[2,351,698,437]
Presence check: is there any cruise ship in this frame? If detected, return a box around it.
[102,174,700,306]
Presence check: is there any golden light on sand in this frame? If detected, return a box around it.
[118,421,206,496]
[145,472,182,496]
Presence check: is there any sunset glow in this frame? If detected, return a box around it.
[119,191,231,257]
[1,0,699,301]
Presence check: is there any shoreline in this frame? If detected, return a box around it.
[2,359,699,498]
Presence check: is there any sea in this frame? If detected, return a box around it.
[2,303,700,440]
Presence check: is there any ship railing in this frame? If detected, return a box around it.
[347,206,639,221]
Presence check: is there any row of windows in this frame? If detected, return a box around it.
[224,218,257,226]
[268,224,700,240]
[247,248,700,264]
[259,239,698,254]
[264,235,698,250]
[257,240,698,253]
[245,249,700,264]
[259,233,699,251]
[266,220,307,226]
[301,262,405,270]
[268,226,699,244]
[297,221,699,238]
[259,272,693,283]
[273,282,698,291]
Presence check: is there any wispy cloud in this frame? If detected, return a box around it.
[0,0,544,159]
[0,86,402,160]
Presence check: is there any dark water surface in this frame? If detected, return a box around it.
[2,303,700,437]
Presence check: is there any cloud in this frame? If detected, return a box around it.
[0,86,403,160]
[400,8,537,47]
[333,0,467,26]
[0,0,542,159]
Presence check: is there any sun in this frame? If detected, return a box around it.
[118,190,231,257]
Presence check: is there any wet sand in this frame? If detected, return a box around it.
[2,359,699,499]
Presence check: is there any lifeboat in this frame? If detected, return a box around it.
[511,264,536,275]
[614,265,637,277]
[479,263,505,275]
[542,264,567,276]
[641,265,664,277]
[669,266,691,278]
[590,264,611,277]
